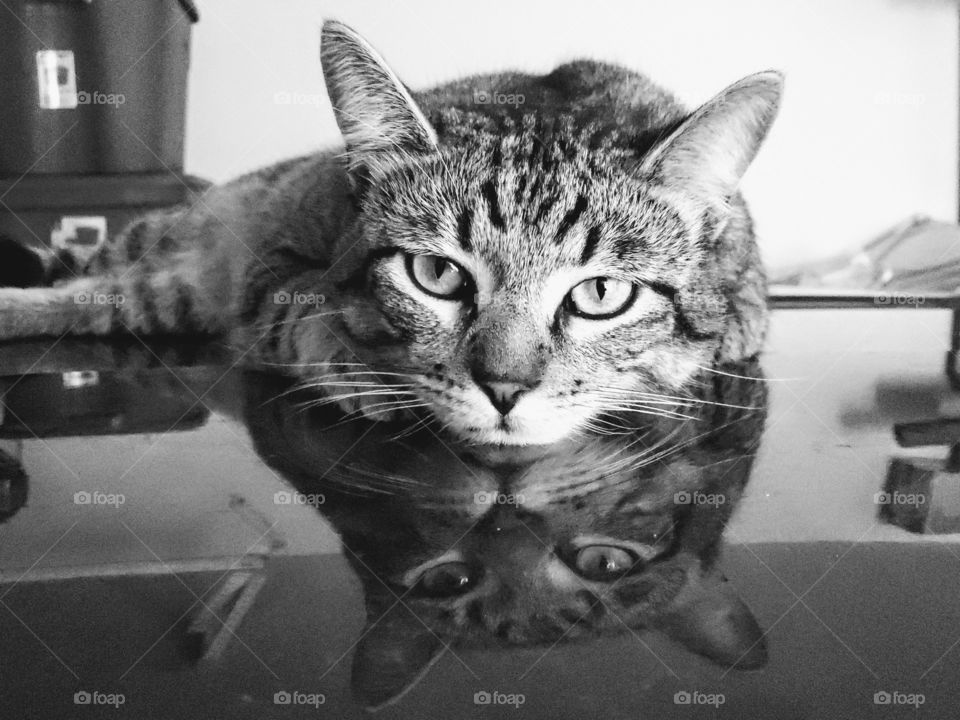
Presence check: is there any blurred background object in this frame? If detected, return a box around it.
[0,442,28,524]
[0,0,197,175]
[0,0,202,279]
[772,216,960,293]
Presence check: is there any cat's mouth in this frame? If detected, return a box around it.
[450,409,582,446]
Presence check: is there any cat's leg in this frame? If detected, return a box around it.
[0,205,239,341]
[0,279,127,338]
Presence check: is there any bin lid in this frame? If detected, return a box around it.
[28,0,200,22]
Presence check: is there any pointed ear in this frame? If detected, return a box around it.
[638,71,783,219]
[653,570,767,669]
[320,20,437,180]
[351,601,447,712]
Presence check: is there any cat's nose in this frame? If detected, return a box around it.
[478,381,529,415]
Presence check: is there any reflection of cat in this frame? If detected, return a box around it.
[244,358,768,710]
[0,21,780,447]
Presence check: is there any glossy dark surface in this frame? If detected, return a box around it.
[2,308,960,718]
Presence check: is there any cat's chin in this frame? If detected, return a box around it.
[454,422,575,447]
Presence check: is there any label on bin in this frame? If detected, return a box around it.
[51,216,107,264]
[36,50,78,109]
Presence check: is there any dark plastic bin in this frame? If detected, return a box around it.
[0,0,199,175]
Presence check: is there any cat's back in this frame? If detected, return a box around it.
[414,60,689,148]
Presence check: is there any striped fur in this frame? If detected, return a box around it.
[0,20,781,445]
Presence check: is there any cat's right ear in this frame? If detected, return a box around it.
[652,569,768,670]
[350,599,447,711]
[636,71,783,227]
[320,20,438,183]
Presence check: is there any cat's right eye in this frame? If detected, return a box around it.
[406,254,470,299]
[568,545,640,581]
[410,561,479,598]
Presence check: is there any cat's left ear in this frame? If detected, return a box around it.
[637,71,783,223]
[652,569,768,669]
[320,20,438,181]
[351,599,447,711]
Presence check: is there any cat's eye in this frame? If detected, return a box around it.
[568,545,640,581]
[566,277,636,319]
[411,561,479,598]
[406,254,469,299]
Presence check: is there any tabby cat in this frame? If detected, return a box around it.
[244,358,768,710]
[0,20,781,446]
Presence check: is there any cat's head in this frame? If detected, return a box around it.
[341,451,766,711]
[316,19,781,446]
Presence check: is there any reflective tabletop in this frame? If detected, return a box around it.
[1,307,959,718]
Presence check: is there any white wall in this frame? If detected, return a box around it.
[184,0,958,270]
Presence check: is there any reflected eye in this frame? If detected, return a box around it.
[406,254,469,299]
[567,278,636,319]
[412,561,478,598]
[569,545,639,581]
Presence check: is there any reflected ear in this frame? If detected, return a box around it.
[351,600,447,712]
[637,71,783,221]
[653,570,767,669]
[320,20,437,182]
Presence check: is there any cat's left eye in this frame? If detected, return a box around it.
[569,545,640,581]
[406,254,470,299]
[411,561,479,598]
[566,277,637,319]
